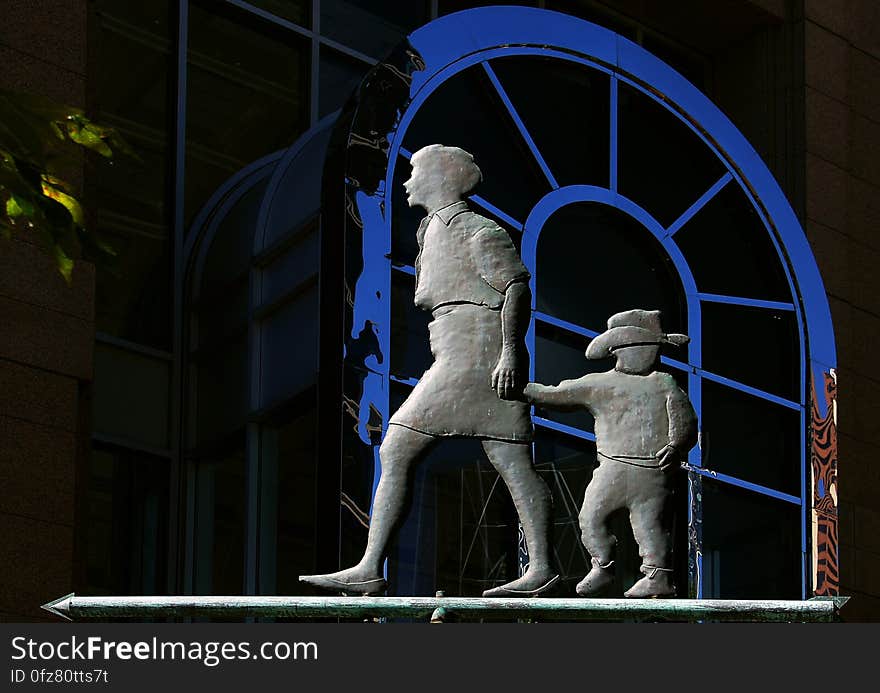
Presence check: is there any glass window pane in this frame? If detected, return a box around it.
[533,432,596,595]
[85,447,169,596]
[193,443,246,594]
[618,82,727,228]
[193,333,248,446]
[534,322,597,433]
[194,279,248,350]
[260,228,320,308]
[700,480,802,599]
[246,0,309,25]
[199,174,273,296]
[425,439,518,598]
[390,271,432,381]
[701,302,800,402]
[322,0,428,60]
[259,283,319,408]
[536,202,687,337]
[185,3,309,229]
[93,1,172,349]
[700,380,801,496]
[258,121,334,252]
[320,47,370,117]
[674,182,792,302]
[402,64,552,224]
[491,55,610,189]
[93,342,170,449]
[260,400,318,595]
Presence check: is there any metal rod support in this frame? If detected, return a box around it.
[42,594,848,622]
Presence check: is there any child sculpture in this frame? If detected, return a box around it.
[514,309,697,598]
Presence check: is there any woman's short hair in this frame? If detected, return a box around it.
[412,144,482,195]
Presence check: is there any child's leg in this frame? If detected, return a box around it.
[628,472,674,569]
[624,470,676,597]
[579,461,626,563]
[576,461,626,596]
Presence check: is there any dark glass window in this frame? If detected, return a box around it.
[185,3,309,228]
[534,322,597,433]
[427,439,518,598]
[700,380,801,495]
[246,0,310,26]
[92,342,170,450]
[322,0,429,59]
[258,281,320,408]
[320,47,371,117]
[93,0,172,349]
[263,401,318,594]
[533,432,596,595]
[701,302,799,401]
[193,443,246,594]
[700,480,802,599]
[491,55,610,189]
[675,182,791,301]
[403,65,552,223]
[192,333,248,447]
[618,82,727,228]
[259,226,320,308]
[536,202,687,335]
[85,447,169,596]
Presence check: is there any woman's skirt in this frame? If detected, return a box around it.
[388,303,533,442]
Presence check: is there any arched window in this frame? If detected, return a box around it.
[183,117,334,595]
[338,7,837,599]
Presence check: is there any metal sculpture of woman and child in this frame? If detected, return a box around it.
[300,145,697,599]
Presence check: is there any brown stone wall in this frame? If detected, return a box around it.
[802,0,880,620]
[0,0,91,621]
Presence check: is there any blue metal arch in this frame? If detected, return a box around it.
[381,4,835,379]
[346,6,836,598]
[520,185,703,470]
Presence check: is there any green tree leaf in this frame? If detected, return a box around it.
[65,117,113,158]
[1,89,137,282]
[6,193,34,218]
[40,175,84,226]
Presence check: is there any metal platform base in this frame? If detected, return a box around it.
[41,594,849,622]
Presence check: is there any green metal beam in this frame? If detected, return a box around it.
[42,594,849,622]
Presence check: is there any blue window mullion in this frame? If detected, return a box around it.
[682,463,802,506]
[534,416,596,443]
[664,172,732,238]
[697,292,796,312]
[698,369,802,410]
[533,311,600,339]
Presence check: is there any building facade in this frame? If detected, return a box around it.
[1,0,878,620]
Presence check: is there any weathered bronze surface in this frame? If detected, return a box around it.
[519,309,697,598]
[42,593,849,622]
[301,145,557,597]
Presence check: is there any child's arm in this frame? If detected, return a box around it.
[522,378,592,411]
[656,386,698,470]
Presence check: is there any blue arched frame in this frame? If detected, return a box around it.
[344,7,838,598]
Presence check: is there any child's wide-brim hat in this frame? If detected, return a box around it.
[585,309,690,360]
